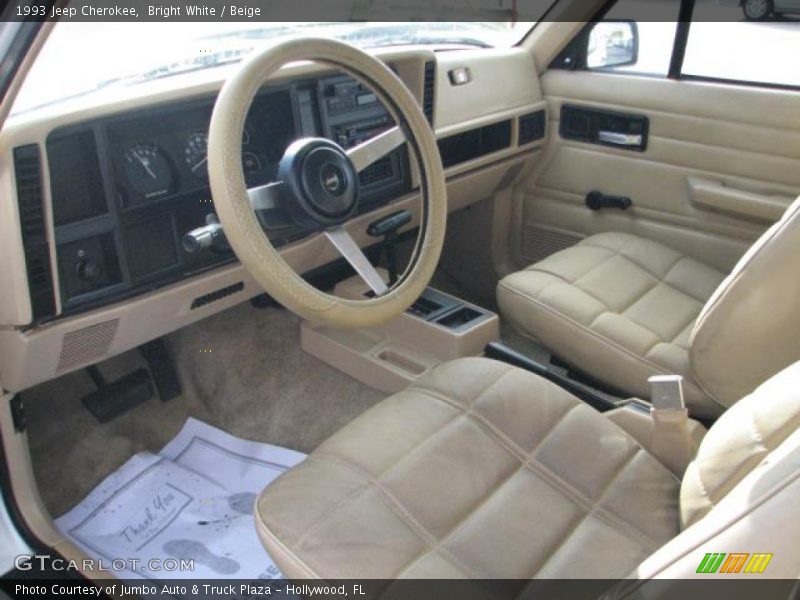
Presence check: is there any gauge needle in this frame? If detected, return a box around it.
[135,153,157,179]
[191,156,208,172]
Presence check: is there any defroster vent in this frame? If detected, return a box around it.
[14,145,56,322]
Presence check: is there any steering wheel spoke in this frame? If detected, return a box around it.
[324,227,389,296]
[248,181,284,211]
[346,126,406,172]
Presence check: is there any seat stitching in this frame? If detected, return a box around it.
[407,385,576,464]
[408,365,514,411]
[572,249,631,287]
[498,281,720,418]
[308,452,440,547]
[317,404,579,581]
[498,282,679,376]
[292,398,472,549]
[523,253,668,326]
[313,448,486,579]
[525,448,651,579]
[426,405,583,578]
[662,258,717,305]
[580,239,685,282]
[524,448,662,548]
[290,457,374,549]
[640,299,699,359]
[668,308,701,344]
[292,370,515,569]
[390,547,474,580]
[524,246,617,281]
[371,369,514,483]
[511,270,609,327]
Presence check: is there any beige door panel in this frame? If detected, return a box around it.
[516,71,800,272]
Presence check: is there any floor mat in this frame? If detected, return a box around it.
[25,302,384,518]
[55,418,304,581]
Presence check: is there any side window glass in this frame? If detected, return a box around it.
[682,5,800,87]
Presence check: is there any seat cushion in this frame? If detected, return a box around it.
[497,232,726,418]
[255,358,680,580]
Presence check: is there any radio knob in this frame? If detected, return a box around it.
[76,258,102,282]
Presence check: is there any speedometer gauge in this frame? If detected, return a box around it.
[124,144,173,199]
[184,131,209,179]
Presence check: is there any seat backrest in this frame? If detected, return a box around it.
[680,359,800,528]
[689,196,800,409]
[626,361,800,581]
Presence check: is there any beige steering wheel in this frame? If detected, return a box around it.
[208,38,446,328]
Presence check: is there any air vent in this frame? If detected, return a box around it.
[437,120,512,168]
[191,282,245,309]
[423,61,436,126]
[359,156,393,186]
[57,319,119,373]
[13,145,56,322]
[518,110,546,145]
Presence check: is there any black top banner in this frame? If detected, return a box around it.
[2,0,791,22]
[4,0,557,22]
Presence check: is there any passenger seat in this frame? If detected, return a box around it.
[497,197,800,418]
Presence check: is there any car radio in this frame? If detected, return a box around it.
[330,114,394,149]
[323,78,382,115]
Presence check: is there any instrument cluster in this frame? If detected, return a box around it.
[109,91,292,210]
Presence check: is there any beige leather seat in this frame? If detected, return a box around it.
[255,357,800,580]
[498,198,800,418]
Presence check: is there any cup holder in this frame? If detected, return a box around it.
[435,306,482,329]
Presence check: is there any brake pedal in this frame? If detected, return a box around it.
[139,338,182,402]
[82,365,153,423]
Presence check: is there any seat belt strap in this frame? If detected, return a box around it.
[648,375,693,477]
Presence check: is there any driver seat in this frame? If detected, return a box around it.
[255,357,800,580]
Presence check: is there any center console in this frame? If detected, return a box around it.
[301,272,500,393]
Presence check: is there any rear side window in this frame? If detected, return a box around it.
[682,20,800,87]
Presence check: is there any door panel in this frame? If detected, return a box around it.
[516,70,800,273]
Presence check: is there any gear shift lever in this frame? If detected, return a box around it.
[367,210,412,285]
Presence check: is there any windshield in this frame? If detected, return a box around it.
[12,21,535,114]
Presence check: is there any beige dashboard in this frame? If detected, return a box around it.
[0,45,545,393]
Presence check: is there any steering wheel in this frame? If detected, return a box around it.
[208,38,446,329]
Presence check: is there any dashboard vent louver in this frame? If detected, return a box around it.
[13,145,56,322]
[518,110,546,145]
[423,61,436,126]
[359,156,393,186]
[437,120,512,168]
[191,282,245,310]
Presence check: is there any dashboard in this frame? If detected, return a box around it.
[0,46,548,393]
[44,72,412,315]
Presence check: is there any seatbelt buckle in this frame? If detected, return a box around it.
[648,374,692,476]
[648,374,685,412]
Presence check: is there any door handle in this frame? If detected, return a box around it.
[598,131,643,147]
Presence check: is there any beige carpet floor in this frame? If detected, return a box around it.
[23,302,385,518]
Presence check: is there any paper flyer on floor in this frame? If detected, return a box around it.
[55,418,306,582]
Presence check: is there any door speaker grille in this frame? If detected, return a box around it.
[56,319,119,373]
[522,225,583,264]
